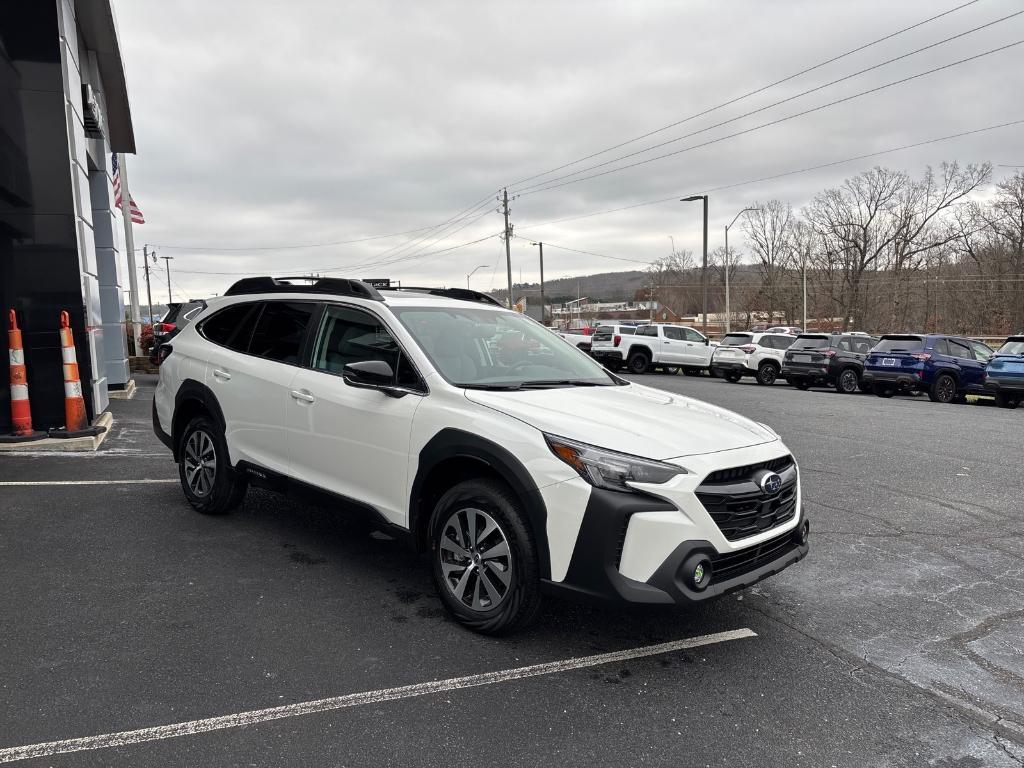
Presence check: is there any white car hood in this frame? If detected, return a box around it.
[465,383,777,460]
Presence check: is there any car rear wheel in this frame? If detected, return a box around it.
[929,374,957,404]
[835,368,860,394]
[627,351,651,374]
[874,384,895,398]
[429,479,541,635]
[995,392,1020,409]
[755,362,779,386]
[178,416,247,515]
[790,378,811,390]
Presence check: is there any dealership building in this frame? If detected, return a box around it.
[0,0,135,434]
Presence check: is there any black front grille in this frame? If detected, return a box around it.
[709,529,800,585]
[703,455,793,484]
[697,455,798,541]
[697,484,797,541]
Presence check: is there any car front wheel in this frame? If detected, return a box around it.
[429,479,542,635]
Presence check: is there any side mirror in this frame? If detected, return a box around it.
[704,337,710,346]
[343,359,396,391]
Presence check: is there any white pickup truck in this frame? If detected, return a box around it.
[592,323,714,375]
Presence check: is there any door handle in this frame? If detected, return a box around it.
[290,389,315,403]
[213,368,231,381]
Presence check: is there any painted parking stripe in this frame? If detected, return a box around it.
[0,479,177,487]
[0,628,755,763]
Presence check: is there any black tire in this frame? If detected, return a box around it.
[835,368,860,395]
[627,351,651,374]
[874,384,895,398]
[994,392,1019,409]
[429,479,542,635]
[177,415,247,515]
[928,374,957,404]
[857,380,872,393]
[755,362,779,386]
[724,371,742,383]
[789,378,811,390]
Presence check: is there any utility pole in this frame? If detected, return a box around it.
[500,188,514,309]
[649,274,655,322]
[161,255,174,303]
[531,242,546,325]
[117,153,142,355]
[142,245,154,328]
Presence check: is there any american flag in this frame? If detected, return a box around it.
[111,153,145,224]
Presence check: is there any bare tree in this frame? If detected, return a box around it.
[743,200,797,324]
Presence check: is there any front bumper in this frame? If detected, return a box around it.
[543,447,808,606]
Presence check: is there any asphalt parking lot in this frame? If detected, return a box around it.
[1,374,1022,767]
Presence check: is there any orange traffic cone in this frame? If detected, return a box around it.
[49,310,102,438]
[1,309,45,443]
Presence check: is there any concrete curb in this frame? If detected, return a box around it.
[0,412,114,453]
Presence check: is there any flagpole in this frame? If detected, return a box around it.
[117,152,143,356]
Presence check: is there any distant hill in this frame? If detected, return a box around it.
[491,270,648,304]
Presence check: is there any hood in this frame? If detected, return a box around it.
[465,383,777,460]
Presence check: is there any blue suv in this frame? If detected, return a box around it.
[862,334,994,403]
[984,335,1024,409]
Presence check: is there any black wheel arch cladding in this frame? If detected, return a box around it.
[411,428,552,579]
[172,379,228,462]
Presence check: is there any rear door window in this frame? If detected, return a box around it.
[947,339,973,360]
[637,325,658,337]
[199,303,258,352]
[248,302,317,364]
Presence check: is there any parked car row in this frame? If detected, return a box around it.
[598,322,1024,410]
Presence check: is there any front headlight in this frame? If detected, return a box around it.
[544,434,685,492]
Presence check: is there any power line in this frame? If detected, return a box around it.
[503,0,982,190]
[513,235,654,265]
[510,12,1022,195]
[515,118,1024,232]
[516,40,1024,198]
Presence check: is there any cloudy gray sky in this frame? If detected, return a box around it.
[112,0,1024,301]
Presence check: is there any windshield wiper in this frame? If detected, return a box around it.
[518,379,610,388]
[461,383,525,390]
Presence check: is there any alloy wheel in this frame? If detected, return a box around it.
[839,369,859,393]
[936,376,955,403]
[438,507,512,612]
[184,430,217,497]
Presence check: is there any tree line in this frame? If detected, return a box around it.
[645,165,1024,335]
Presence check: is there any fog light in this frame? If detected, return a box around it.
[682,554,712,590]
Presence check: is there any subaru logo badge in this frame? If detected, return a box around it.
[760,472,783,496]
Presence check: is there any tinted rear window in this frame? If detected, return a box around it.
[721,333,752,346]
[248,302,317,364]
[199,303,257,351]
[874,336,924,353]
[791,335,830,350]
[998,338,1024,355]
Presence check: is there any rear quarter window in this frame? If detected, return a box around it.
[199,303,258,351]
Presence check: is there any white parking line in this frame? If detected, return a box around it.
[0,628,755,763]
[0,479,177,486]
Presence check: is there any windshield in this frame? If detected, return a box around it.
[997,339,1024,355]
[721,333,753,347]
[873,336,924,353]
[791,335,830,350]
[392,306,617,389]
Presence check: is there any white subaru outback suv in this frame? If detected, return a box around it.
[154,277,808,634]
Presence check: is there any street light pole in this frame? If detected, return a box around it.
[160,256,174,303]
[724,207,760,334]
[681,195,709,334]
[466,264,489,289]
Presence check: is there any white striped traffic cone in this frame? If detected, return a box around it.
[49,310,102,438]
[2,309,44,443]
